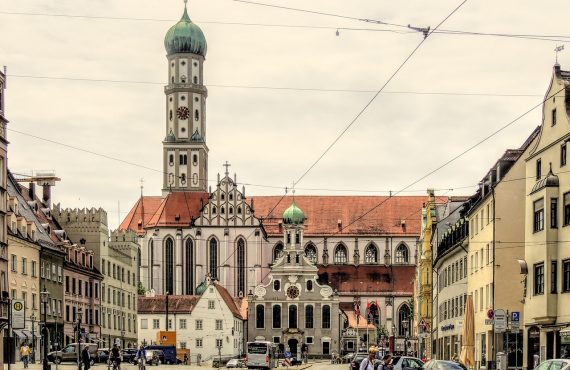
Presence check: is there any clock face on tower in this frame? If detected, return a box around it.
[177,106,190,120]
[287,286,300,299]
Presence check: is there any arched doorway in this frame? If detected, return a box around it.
[528,326,541,369]
[288,339,299,357]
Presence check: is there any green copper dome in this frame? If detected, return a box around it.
[164,5,207,56]
[283,201,305,225]
[196,281,207,295]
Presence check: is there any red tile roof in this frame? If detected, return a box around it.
[251,196,432,236]
[146,192,208,228]
[318,265,415,295]
[138,295,200,314]
[120,192,208,233]
[215,283,245,319]
[119,196,163,235]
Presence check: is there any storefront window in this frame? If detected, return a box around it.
[480,333,487,367]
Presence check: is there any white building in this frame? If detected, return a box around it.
[138,278,246,362]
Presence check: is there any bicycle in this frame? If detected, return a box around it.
[137,357,146,370]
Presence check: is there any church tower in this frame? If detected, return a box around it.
[162,1,208,194]
[283,200,305,252]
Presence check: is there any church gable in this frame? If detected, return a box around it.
[195,175,261,228]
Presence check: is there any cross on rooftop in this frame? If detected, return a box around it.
[223,161,231,177]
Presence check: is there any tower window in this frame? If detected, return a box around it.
[193,76,198,84]
[195,109,200,121]
[181,61,186,66]
[212,206,217,215]
[179,154,188,165]
[169,110,173,121]
[193,154,198,165]
[169,154,174,166]
[229,207,233,215]
[237,207,242,214]
[181,75,187,83]
[171,77,174,84]
[195,97,199,102]
[193,62,198,67]
[221,207,225,215]
[181,95,186,101]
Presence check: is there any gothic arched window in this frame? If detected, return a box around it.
[272,305,281,329]
[185,238,194,294]
[165,238,174,294]
[395,244,410,264]
[236,238,246,296]
[398,304,411,336]
[365,244,378,263]
[209,238,218,279]
[322,305,331,328]
[273,243,284,262]
[334,244,348,264]
[305,305,314,329]
[148,239,154,289]
[289,305,298,329]
[368,302,380,326]
[256,304,265,329]
[305,243,317,264]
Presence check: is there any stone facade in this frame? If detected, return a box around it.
[0,67,9,365]
[248,203,340,357]
[52,206,139,348]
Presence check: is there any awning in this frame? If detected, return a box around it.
[13,330,27,339]
[342,309,376,329]
[560,327,570,337]
[22,330,33,338]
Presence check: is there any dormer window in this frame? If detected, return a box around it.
[552,108,557,126]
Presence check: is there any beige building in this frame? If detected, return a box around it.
[52,206,139,348]
[467,130,538,370]
[0,67,9,365]
[523,64,570,367]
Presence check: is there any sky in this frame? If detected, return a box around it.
[0,0,568,230]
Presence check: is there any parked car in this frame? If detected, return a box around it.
[350,353,369,370]
[47,343,98,366]
[144,345,177,364]
[122,348,138,364]
[424,360,466,370]
[226,359,242,368]
[534,360,570,370]
[391,356,426,370]
[97,348,110,363]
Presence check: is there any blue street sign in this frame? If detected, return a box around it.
[512,312,520,322]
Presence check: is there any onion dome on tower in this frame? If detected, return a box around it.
[283,201,305,225]
[164,1,208,56]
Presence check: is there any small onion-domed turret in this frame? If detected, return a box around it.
[164,3,207,56]
[195,280,207,295]
[283,201,305,225]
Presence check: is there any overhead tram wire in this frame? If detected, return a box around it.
[7,74,543,98]
[293,0,469,188]
[1,9,570,43]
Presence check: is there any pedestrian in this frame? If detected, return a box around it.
[379,354,393,370]
[20,342,31,368]
[184,353,189,365]
[82,345,91,370]
[360,347,378,370]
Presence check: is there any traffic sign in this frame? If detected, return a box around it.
[11,299,25,329]
[494,309,507,333]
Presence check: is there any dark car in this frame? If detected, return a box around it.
[424,360,466,370]
[350,354,370,370]
[122,348,138,364]
[145,349,166,366]
[97,349,110,364]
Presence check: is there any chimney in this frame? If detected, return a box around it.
[29,182,35,200]
[43,185,52,208]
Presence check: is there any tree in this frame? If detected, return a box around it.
[137,281,146,295]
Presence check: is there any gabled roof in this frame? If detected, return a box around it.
[318,265,415,295]
[119,196,163,235]
[214,283,246,320]
[138,295,200,314]
[251,196,431,236]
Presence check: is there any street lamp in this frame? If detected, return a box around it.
[40,288,50,370]
[76,308,83,370]
[31,313,37,364]
[403,320,409,356]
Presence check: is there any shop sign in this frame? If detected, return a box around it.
[441,324,455,332]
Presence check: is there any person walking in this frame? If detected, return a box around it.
[20,342,31,368]
[82,345,91,370]
[360,347,378,370]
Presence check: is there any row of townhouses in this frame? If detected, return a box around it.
[415,63,570,370]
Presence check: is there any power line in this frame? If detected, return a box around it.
[1,9,570,43]
[7,74,543,98]
[293,0,469,187]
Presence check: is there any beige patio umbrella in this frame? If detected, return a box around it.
[460,294,475,368]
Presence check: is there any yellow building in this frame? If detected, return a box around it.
[466,130,537,370]
[416,190,437,358]
[523,64,570,367]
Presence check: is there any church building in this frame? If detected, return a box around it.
[120,2,443,354]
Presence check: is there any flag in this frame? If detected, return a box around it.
[366,300,371,322]
[354,300,360,317]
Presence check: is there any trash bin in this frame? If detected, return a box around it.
[497,352,506,370]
